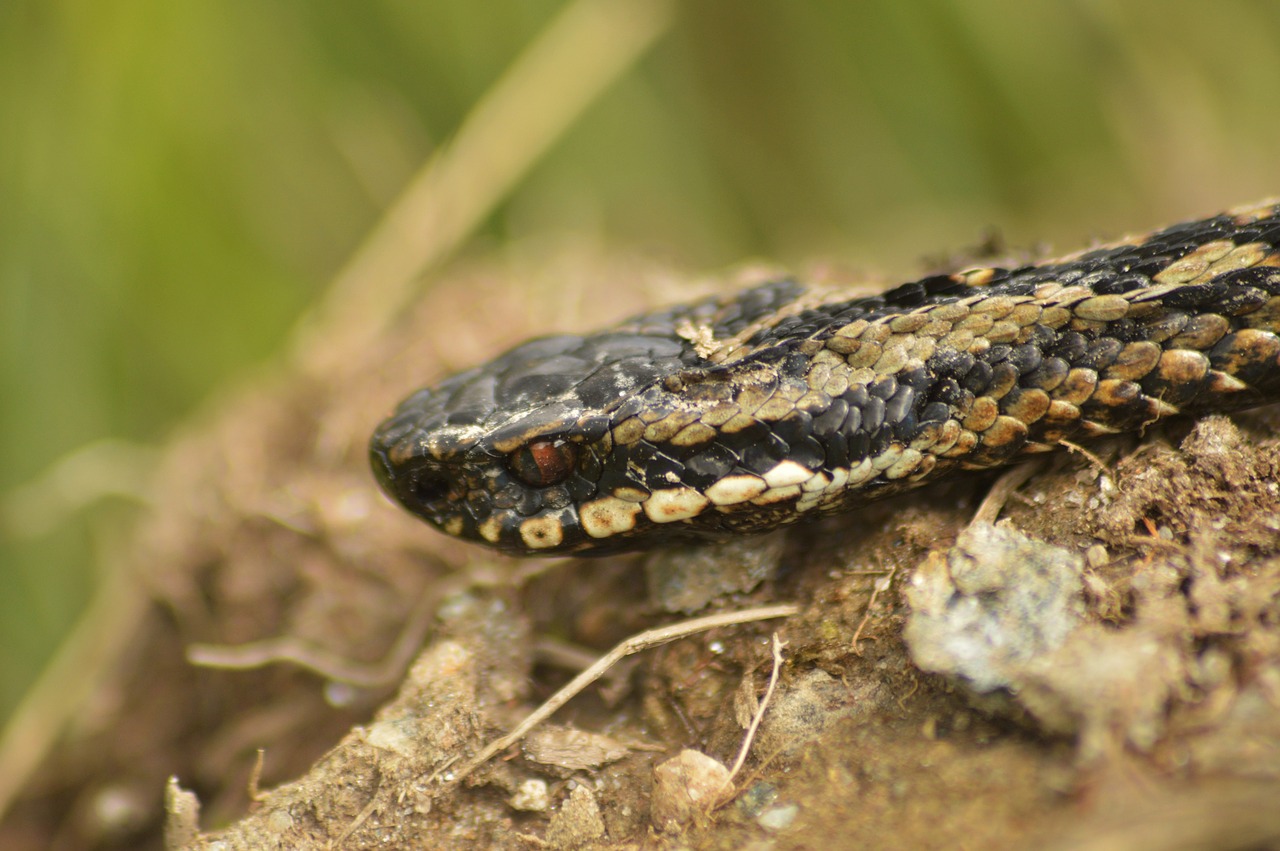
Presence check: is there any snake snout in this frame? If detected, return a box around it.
[407,468,454,508]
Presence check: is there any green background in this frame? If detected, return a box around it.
[5,0,1280,720]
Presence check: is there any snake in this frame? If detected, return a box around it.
[370,200,1280,556]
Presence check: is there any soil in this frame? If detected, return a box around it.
[7,251,1280,850]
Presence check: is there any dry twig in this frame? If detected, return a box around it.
[452,604,799,783]
[724,633,786,787]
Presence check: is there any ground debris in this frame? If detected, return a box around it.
[13,259,1280,851]
[650,749,731,833]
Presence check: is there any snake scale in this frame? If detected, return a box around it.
[371,200,1280,556]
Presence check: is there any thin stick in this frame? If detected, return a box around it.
[451,603,799,783]
[1059,439,1112,477]
[187,582,440,688]
[971,460,1042,526]
[247,749,268,803]
[725,633,786,785]
[294,0,675,374]
[0,550,146,824]
[330,777,383,850]
[851,563,898,654]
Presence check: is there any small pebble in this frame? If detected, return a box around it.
[509,779,550,812]
[757,803,798,831]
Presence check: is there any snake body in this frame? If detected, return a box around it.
[371,201,1280,555]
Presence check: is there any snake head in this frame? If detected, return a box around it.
[370,330,705,555]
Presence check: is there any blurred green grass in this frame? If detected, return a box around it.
[5,0,1280,722]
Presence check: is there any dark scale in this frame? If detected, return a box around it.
[1079,339,1124,371]
[962,361,995,394]
[684,444,738,486]
[370,201,1280,555]
[1099,320,1147,345]
[1091,274,1151,296]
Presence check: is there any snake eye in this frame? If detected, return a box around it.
[508,439,578,488]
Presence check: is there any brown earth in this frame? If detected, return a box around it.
[7,252,1280,851]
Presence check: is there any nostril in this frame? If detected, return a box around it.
[409,471,453,506]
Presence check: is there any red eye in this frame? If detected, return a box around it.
[508,439,578,487]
